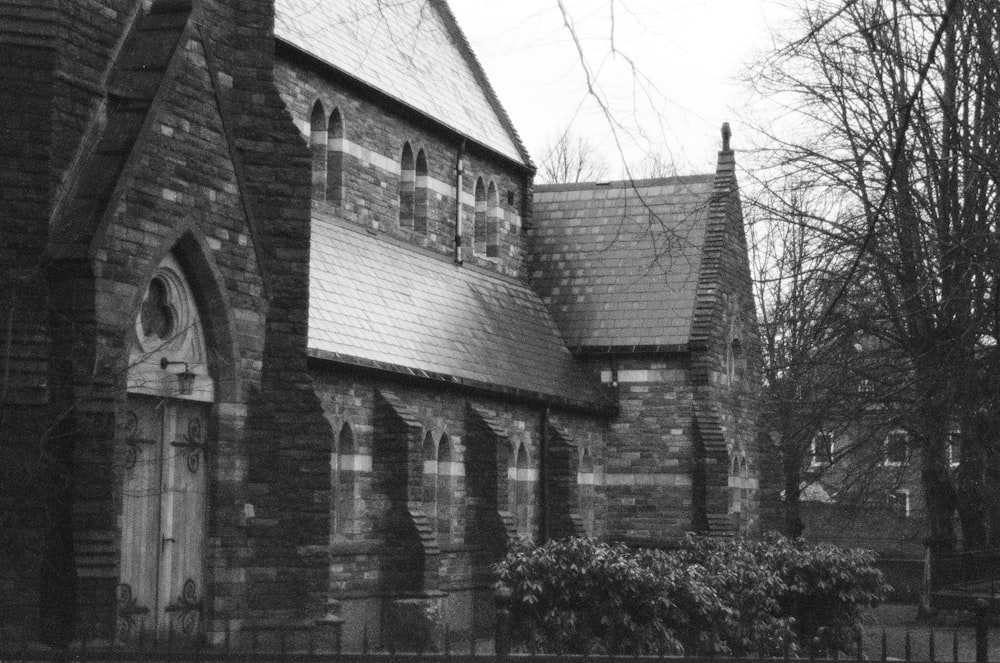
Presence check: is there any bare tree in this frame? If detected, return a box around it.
[750,184,919,539]
[630,152,676,180]
[750,0,1000,551]
[536,129,609,184]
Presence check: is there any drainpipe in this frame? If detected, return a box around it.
[454,140,466,265]
[540,404,550,541]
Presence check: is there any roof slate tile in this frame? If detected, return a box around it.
[274,0,527,166]
[530,175,716,349]
[309,216,606,408]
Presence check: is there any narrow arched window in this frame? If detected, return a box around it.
[310,101,327,200]
[728,453,742,516]
[507,441,518,518]
[473,177,486,255]
[399,143,415,228]
[739,455,750,516]
[515,444,531,535]
[334,422,356,538]
[422,431,437,524]
[486,181,500,258]
[437,434,452,541]
[578,448,595,534]
[414,149,429,233]
[327,108,344,207]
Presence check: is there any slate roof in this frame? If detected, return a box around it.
[274,0,529,167]
[308,216,608,410]
[529,175,718,350]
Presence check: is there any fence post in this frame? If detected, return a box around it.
[975,599,988,663]
[495,585,512,660]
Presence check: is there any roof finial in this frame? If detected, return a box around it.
[721,122,732,152]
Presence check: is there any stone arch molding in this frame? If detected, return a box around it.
[127,253,215,402]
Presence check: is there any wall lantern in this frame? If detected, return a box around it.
[160,357,196,395]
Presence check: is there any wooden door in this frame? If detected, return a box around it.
[119,396,208,642]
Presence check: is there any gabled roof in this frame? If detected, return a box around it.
[308,216,608,411]
[274,0,530,168]
[529,175,718,351]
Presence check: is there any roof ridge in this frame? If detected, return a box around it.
[688,141,739,347]
[534,173,715,193]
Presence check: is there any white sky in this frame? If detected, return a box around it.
[448,0,800,177]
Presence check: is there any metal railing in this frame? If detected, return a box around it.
[0,594,995,663]
[932,549,1000,594]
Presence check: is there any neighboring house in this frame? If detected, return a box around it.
[758,373,931,585]
[0,0,760,649]
[797,425,926,556]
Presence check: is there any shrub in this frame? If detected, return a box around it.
[494,534,889,656]
[765,536,890,652]
[492,537,727,654]
[670,535,798,656]
[674,534,889,654]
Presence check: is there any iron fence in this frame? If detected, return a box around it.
[0,599,996,663]
[932,549,1000,594]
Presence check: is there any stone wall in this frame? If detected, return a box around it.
[0,0,334,643]
[273,53,531,279]
[309,363,607,648]
[584,356,698,543]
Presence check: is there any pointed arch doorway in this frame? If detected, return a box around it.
[119,254,214,641]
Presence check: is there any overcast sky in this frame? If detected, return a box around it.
[448,0,799,177]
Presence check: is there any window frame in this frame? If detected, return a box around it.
[809,431,834,467]
[884,429,908,466]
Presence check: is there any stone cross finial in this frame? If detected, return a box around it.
[721,122,732,151]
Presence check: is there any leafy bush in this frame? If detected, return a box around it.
[670,535,798,656]
[494,534,889,656]
[765,536,889,652]
[492,537,726,654]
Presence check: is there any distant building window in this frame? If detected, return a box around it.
[310,100,327,200]
[327,108,344,206]
[889,489,910,518]
[948,431,961,468]
[884,429,908,466]
[810,432,833,466]
[399,143,415,228]
[473,177,486,255]
[414,149,429,232]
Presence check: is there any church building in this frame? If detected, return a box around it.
[0,0,760,649]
